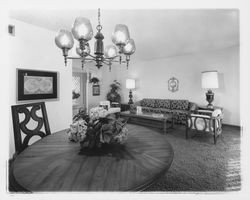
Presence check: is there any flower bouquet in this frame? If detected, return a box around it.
[68,107,128,151]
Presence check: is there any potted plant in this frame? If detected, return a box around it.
[106,80,121,104]
[89,77,100,84]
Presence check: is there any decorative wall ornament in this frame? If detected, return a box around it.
[168,77,179,92]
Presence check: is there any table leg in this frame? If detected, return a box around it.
[171,114,175,128]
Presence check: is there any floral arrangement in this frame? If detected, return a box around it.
[68,107,128,149]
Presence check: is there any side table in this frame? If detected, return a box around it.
[121,103,131,112]
[198,105,223,112]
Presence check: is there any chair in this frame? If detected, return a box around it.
[11,102,51,155]
[10,102,51,192]
[186,109,223,144]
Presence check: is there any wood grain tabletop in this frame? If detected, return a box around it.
[13,124,174,191]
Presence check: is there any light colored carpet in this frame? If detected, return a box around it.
[143,124,241,191]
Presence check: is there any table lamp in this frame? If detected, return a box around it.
[126,79,135,104]
[201,70,219,109]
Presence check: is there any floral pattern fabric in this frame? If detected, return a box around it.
[154,99,171,109]
[170,100,189,110]
[129,99,198,124]
[141,98,156,108]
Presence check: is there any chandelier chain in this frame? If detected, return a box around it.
[98,8,100,26]
[96,8,102,31]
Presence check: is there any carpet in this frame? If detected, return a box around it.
[143,124,241,191]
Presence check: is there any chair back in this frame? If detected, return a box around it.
[11,102,51,154]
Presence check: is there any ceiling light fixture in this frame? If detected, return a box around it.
[55,8,136,71]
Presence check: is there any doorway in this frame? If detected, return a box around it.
[72,72,87,117]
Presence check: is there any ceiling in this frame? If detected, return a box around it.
[9,9,239,60]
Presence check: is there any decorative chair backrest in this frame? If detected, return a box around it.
[11,102,51,154]
[212,109,222,117]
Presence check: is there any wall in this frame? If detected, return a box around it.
[8,19,72,158]
[72,60,117,111]
[116,45,240,126]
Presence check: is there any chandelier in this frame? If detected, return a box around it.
[55,9,136,71]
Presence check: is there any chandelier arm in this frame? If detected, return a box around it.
[108,60,127,64]
[67,56,93,60]
[84,53,97,59]
[67,56,81,59]
[103,56,127,62]
[100,60,111,66]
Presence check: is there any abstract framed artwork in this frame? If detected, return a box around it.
[17,69,58,101]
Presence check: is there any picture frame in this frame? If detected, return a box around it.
[92,84,100,96]
[17,68,58,101]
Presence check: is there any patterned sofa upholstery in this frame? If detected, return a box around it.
[130,98,197,124]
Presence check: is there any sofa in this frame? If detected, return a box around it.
[130,98,197,124]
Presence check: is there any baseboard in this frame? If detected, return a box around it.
[222,123,241,130]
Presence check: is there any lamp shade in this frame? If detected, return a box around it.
[126,79,135,89]
[201,71,219,89]
[123,39,136,55]
[112,24,130,46]
[71,17,93,41]
[55,29,74,49]
[104,45,117,58]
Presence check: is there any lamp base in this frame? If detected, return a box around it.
[206,89,214,109]
[128,90,134,104]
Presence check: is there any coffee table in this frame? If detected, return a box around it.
[120,111,174,134]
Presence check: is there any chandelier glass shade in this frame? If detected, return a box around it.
[55,9,136,70]
[71,17,93,41]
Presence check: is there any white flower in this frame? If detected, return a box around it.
[68,119,88,142]
[89,107,108,121]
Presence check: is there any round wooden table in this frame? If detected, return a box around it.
[13,124,174,191]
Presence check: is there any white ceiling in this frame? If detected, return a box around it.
[9,9,239,60]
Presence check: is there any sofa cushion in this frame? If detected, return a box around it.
[141,107,152,113]
[159,108,172,114]
[148,108,162,113]
[188,102,198,113]
[171,100,189,110]
[172,109,189,115]
[141,98,156,108]
[155,99,171,109]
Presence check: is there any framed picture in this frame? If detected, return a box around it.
[17,69,58,101]
[92,84,100,96]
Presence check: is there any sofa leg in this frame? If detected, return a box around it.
[214,131,218,144]
[213,120,217,144]
[186,129,188,139]
[185,115,189,139]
